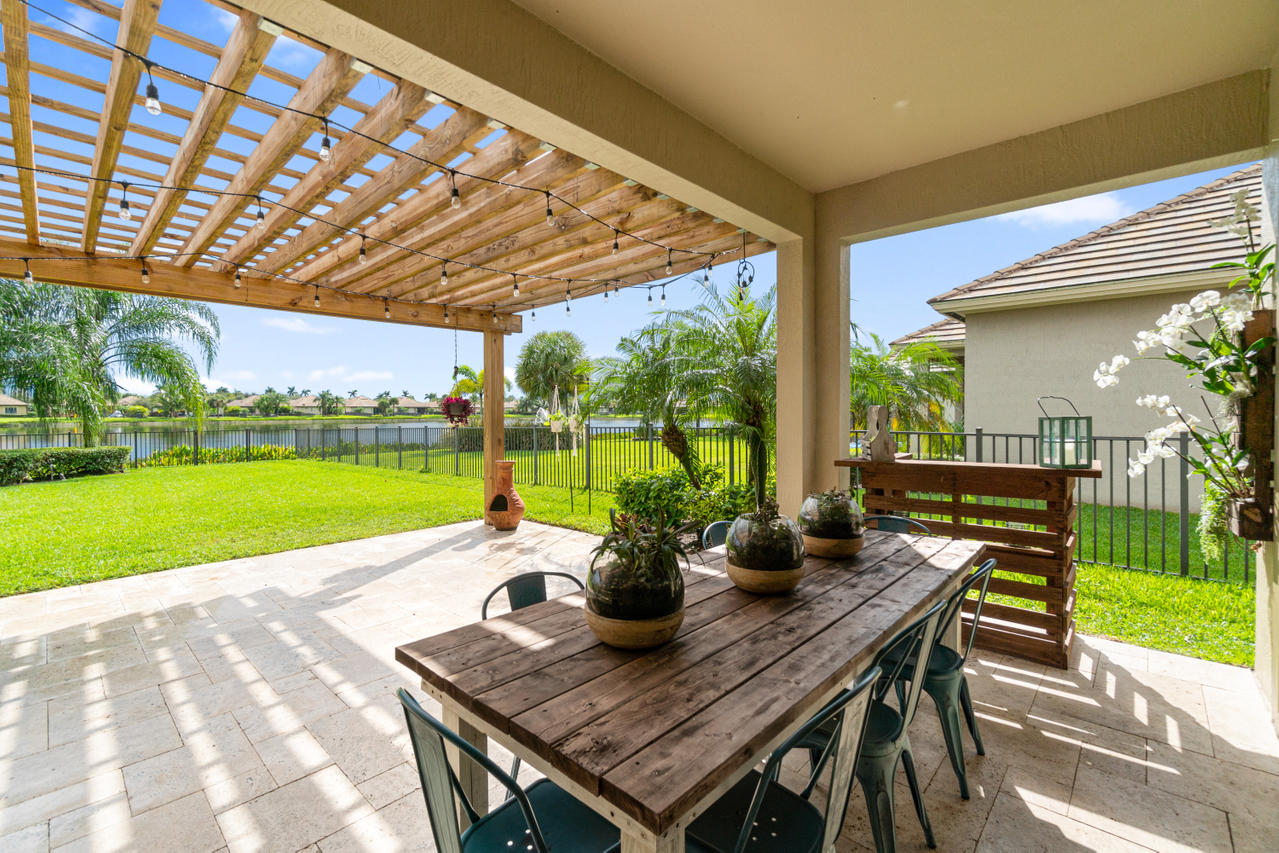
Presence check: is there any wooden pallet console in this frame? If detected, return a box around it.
[837,456,1102,668]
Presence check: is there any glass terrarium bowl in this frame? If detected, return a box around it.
[585,550,684,649]
[724,512,805,594]
[798,492,865,558]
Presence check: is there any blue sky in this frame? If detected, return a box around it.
[13,2,1253,398]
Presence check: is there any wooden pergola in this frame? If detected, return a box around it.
[0,0,771,508]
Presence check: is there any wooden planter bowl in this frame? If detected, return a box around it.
[801,533,864,559]
[1229,497,1270,541]
[725,561,805,594]
[585,606,684,649]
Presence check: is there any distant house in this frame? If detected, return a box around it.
[889,318,966,364]
[344,396,377,414]
[396,396,433,415]
[289,395,321,415]
[896,164,1264,509]
[0,393,28,416]
[116,395,145,408]
[226,395,260,411]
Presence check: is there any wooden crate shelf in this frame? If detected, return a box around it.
[837,457,1102,669]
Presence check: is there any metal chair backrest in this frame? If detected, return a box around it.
[863,514,931,534]
[702,519,732,549]
[398,688,550,853]
[732,666,882,853]
[871,599,946,743]
[481,571,584,619]
[938,558,996,664]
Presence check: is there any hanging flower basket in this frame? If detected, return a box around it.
[442,396,474,427]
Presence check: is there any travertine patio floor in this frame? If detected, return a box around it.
[1,521,1276,852]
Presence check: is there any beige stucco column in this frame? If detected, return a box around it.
[482,330,505,515]
[1255,140,1279,733]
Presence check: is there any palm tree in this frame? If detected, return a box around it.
[849,325,963,432]
[317,390,344,416]
[451,365,511,411]
[0,280,218,444]
[347,389,359,399]
[669,285,777,506]
[593,324,702,486]
[515,331,589,409]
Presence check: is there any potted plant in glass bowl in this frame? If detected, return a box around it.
[585,513,692,649]
[725,498,806,594]
[798,489,865,557]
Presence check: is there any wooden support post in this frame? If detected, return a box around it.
[483,330,506,519]
[440,702,488,828]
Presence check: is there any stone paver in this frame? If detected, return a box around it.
[1,520,1276,851]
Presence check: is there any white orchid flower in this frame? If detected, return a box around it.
[1127,459,1145,478]
[1189,290,1221,312]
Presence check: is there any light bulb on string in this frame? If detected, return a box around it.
[530,306,536,321]
[140,258,150,285]
[512,274,519,297]
[647,289,653,305]
[22,259,32,284]
[383,298,390,320]
[449,171,461,209]
[492,306,499,326]
[545,191,554,226]
[313,286,320,309]
[118,182,131,221]
[612,229,619,254]
[443,304,449,323]
[602,286,608,302]
[665,249,672,276]
[255,197,265,230]
[358,235,368,264]
[440,262,449,288]
[318,118,332,161]
[143,63,161,116]
[234,268,242,288]
[565,287,572,316]
[613,283,619,298]
[660,285,666,307]
[703,262,712,286]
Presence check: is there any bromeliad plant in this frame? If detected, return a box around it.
[1092,188,1275,553]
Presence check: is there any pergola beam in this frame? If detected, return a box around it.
[82,0,162,253]
[175,47,367,267]
[218,78,433,269]
[130,11,279,256]
[255,105,491,275]
[0,236,519,333]
[2,0,39,244]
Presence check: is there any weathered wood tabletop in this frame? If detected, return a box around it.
[396,530,986,852]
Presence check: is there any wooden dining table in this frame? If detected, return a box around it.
[396,529,986,852]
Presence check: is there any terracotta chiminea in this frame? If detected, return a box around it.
[485,460,525,531]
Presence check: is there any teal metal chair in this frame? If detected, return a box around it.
[398,688,620,853]
[684,665,882,853]
[862,515,931,535]
[480,571,585,789]
[702,519,732,549]
[794,599,946,852]
[881,558,996,800]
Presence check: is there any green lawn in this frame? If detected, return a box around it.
[0,460,1255,667]
[0,460,612,597]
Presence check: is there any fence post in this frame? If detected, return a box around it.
[647,423,654,470]
[245,428,250,460]
[132,432,138,468]
[398,426,403,469]
[1179,432,1191,576]
[533,427,539,485]
[375,427,380,467]
[321,428,327,461]
[728,436,735,485]
[355,430,360,465]
[193,428,200,466]
[974,427,983,463]
[585,422,592,491]
[454,430,460,476]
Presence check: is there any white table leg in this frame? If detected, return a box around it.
[441,704,488,829]
[620,827,682,853]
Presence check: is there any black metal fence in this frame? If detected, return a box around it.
[4,423,1249,584]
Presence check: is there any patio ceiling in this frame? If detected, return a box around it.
[0,0,772,333]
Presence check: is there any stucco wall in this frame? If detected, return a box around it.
[963,287,1222,510]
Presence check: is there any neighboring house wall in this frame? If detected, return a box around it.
[963,287,1215,509]
[1,404,25,416]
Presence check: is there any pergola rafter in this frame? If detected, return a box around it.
[0,0,770,330]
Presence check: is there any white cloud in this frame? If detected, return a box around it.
[46,7,109,38]
[116,377,156,395]
[307,366,394,385]
[262,316,334,335]
[998,192,1132,229]
[209,7,237,33]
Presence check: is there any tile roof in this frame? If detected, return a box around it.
[890,318,966,349]
[928,164,1263,311]
[0,392,26,406]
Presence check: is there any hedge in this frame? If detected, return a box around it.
[139,443,297,467]
[0,446,130,486]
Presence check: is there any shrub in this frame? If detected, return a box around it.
[225,406,243,416]
[138,444,297,467]
[123,405,148,419]
[615,465,754,529]
[0,446,130,486]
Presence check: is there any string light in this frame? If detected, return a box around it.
[647,289,652,305]
[602,286,608,302]
[118,182,131,221]
[383,298,390,319]
[22,258,31,284]
[492,306,499,326]
[140,257,149,284]
[665,249,672,275]
[612,229,619,254]
[143,62,161,116]
[512,274,519,297]
[440,262,448,288]
[318,118,332,161]
[234,268,242,288]
[545,191,554,226]
[443,304,449,323]
[565,287,572,316]
[313,285,320,308]
[660,284,666,306]
[613,283,619,298]
[358,234,368,264]
[704,259,712,285]
[255,196,266,230]
[530,306,536,321]
[449,170,460,208]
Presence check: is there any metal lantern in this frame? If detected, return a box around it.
[1037,396,1092,469]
